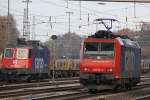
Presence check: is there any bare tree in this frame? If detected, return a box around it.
[117,28,150,59]
[0,15,19,48]
[45,32,82,59]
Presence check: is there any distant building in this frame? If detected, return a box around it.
[0,15,19,48]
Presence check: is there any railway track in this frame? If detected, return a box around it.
[135,95,150,100]
[1,78,150,100]
[0,76,149,91]
[0,77,79,90]
[0,76,78,84]
[29,82,150,100]
[0,83,81,99]
[0,76,150,100]
[36,89,110,100]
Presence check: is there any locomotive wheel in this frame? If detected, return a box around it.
[125,83,132,90]
[113,84,120,91]
[89,89,98,93]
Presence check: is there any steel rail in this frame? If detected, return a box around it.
[0,83,80,99]
[15,81,150,100]
[0,77,79,90]
[134,95,150,100]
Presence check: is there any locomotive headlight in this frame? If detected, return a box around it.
[115,75,119,79]
[106,68,113,72]
[97,56,101,59]
[84,67,88,71]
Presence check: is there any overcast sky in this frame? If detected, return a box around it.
[1,0,150,41]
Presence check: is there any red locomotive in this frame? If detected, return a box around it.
[0,39,50,81]
[80,30,141,91]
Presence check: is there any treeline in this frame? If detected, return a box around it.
[46,27,150,59]
[0,15,19,48]
[117,26,150,59]
[45,33,82,59]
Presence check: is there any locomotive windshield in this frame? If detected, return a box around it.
[4,48,14,58]
[84,42,114,59]
[17,48,29,59]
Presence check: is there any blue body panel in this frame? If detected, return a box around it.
[32,47,49,70]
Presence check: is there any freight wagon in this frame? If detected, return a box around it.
[50,59,79,78]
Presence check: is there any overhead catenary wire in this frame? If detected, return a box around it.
[1,0,149,39]
[0,3,140,22]
[0,0,149,20]
[38,0,134,30]
[0,4,67,19]
[37,0,146,24]
[0,9,140,31]
[40,0,118,17]
[1,0,149,21]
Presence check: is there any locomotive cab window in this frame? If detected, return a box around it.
[17,48,29,59]
[84,42,114,59]
[4,48,14,58]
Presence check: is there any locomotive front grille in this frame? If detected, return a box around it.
[80,73,114,85]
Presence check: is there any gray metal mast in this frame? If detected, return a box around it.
[22,0,32,39]
[66,12,73,33]
[7,0,10,45]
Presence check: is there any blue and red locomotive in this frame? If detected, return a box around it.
[0,39,50,81]
[80,30,141,91]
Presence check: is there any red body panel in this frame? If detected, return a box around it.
[2,48,32,69]
[80,59,115,73]
[114,40,121,79]
[2,59,32,69]
[80,38,121,79]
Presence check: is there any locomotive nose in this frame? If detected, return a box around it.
[81,59,115,73]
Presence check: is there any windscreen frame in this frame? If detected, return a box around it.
[16,48,29,59]
[4,48,14,59]
[84,41,115,59]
